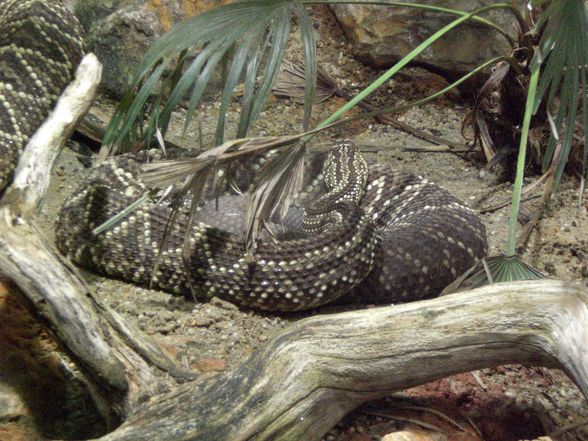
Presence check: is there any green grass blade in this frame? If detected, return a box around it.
[92,192,154,235]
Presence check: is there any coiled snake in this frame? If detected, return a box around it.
[1,0,488,311]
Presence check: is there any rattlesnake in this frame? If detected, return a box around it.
[0,0,84,192]
[1,0,488,311]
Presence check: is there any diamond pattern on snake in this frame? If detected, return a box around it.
[1,0,488,312]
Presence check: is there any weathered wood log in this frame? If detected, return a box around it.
[102,279,588,441]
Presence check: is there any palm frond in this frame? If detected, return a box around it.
[273,62,336,104]
[245,142,306,256]
[138,131,330,257]
[444,255,545,293]
[293,3,316,130]
[103,0,316,153]
[532,0,588,191]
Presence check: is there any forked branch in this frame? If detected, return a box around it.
[0,54,185,427]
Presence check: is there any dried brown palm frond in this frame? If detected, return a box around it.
[245,141,306,256]
[464,57,530,168]
[273,61,336,104]
[93,134,314,287]
[139,127,336,259]
[465,61,514,162]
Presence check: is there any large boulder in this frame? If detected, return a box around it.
[330,2,520,78]
[69,0,229,98]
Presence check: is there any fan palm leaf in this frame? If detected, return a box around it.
[103,1,520,154]
[103,1,317,152]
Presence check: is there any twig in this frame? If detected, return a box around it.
[467,415,486,441]
[274,62,471,151]
[334,83,470,151]
[516,205,545,248]
[481,258,494,284]
[478,193,540,214]
[389,405,477,436]
[471,370,488,390]
[402,144,473,153]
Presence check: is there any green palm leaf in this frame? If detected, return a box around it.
[445,256,545,293]
[103,1,315,152]
[103,0,520,154]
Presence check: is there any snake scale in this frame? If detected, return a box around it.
[1,0,488,311]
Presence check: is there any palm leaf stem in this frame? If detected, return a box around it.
[506,65,540,256]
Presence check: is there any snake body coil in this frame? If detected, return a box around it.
[2,0,488,311]
[0,0,84,192]
[54,148,487,311]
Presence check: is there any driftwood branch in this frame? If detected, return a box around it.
[0,54,126,391]
[102,280,588,441]
[0,54,186,429]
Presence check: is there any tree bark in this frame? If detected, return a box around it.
[0,54,586,441]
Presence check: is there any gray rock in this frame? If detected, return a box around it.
[70,0,123,31]
[330,2,520,77]
[0,383,27,422]
[70,0,228,98]
[82,2,163,98]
